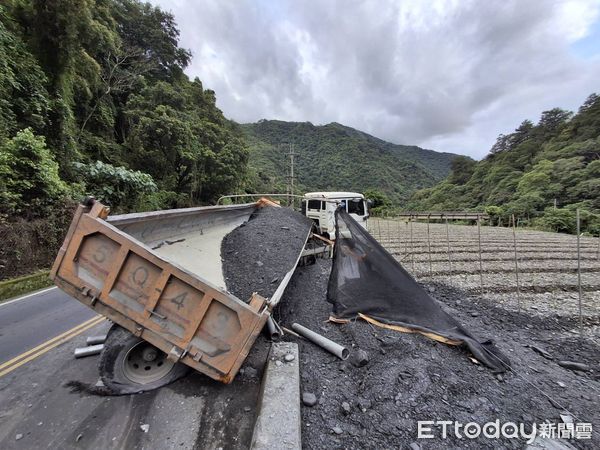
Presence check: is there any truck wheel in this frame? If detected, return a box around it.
[99,324,190,394]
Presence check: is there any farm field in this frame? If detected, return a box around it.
[368,218,600,336]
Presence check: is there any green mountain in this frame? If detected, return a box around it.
[241,120,459,204]
[406,94,600,234]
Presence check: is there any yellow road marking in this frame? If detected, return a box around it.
[0,316,105,378]
[0,316,102,371]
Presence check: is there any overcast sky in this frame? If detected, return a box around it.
[151,0,600,159]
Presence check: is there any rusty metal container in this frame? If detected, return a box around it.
[50,199,278,383]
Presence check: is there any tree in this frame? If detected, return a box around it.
[578,93,599,114]
[124,80,248,204]
[0,0,252,222]
[537,108,572,137]
[78,45,149,139]
[448,156,476,185]
[0,128,70,217]
[489,133,510,155]
[364,188,390,209]
[484,205,504,226]
[488,120,534,157]
[112,0,191,80]
[0,5,49,141]
[511,120,534,147]
[408,93,599,234]
[537,208,575,233]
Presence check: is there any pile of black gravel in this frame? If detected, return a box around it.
[276,259,599,449]
[221,206,313,302]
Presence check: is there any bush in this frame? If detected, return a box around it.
[0,128,70,218]
[484,205,504,226]
[534,207,600,235]
[535,208,576,234]
[73,160,157,212]
[0,270,52,301]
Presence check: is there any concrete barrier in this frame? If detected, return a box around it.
[251,342,301,450]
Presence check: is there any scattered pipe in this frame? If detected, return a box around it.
[74,344,104,359]
[266,316,283,341]
[281,326,301,338]
[291,323,349,360]
[86,335,107,346]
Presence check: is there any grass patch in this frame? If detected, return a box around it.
[0,270,53,302]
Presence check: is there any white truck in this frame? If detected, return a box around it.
[302,191,370,237]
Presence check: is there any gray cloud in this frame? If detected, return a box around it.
[152,0,600,158]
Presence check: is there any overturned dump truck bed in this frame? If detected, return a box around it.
[51,198,307,384]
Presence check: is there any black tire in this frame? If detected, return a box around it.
[99,324,190,395]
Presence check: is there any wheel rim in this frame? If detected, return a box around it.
[122,342,175,384]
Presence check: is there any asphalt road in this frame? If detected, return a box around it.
[0,288,268,449]
[0,288,97,362]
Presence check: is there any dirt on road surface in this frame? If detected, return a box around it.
[276,258,599,449]
[0,320,270,450]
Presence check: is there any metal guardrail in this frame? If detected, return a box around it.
[217,194,304,205]
[396,211,489,220]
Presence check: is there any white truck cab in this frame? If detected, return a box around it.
[302,191,370,237]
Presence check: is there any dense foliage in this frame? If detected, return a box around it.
[0,128,71,218]
[0,0,247,219]
[406,94,600,234]
[241,120,458,205]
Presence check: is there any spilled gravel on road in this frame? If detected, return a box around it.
[276,259,599,449]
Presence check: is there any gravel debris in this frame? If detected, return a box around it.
[221,206,312,302]
[302,392,318,407]
[341,402,351,415]
[349,349,369,368]
[276,258,600,449]
[242,366,258,379]
[530,345,553,360]
[557,361,591,372]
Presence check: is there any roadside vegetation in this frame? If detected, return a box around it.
[406,95,600,235]
[0,0,248,281]
[0,270,52,302]
[0,0,247,217]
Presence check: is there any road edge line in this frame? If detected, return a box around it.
[0,286,58,308]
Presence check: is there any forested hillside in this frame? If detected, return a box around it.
[0,0,247,220]
[0,0,252,281]
[242,120,458,204]
[407,95,600,234]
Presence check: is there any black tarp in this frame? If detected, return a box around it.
[327,209,510,373]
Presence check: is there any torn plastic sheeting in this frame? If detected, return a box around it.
[326,209,510,373]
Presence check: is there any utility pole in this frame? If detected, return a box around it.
[286,143,297,207]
